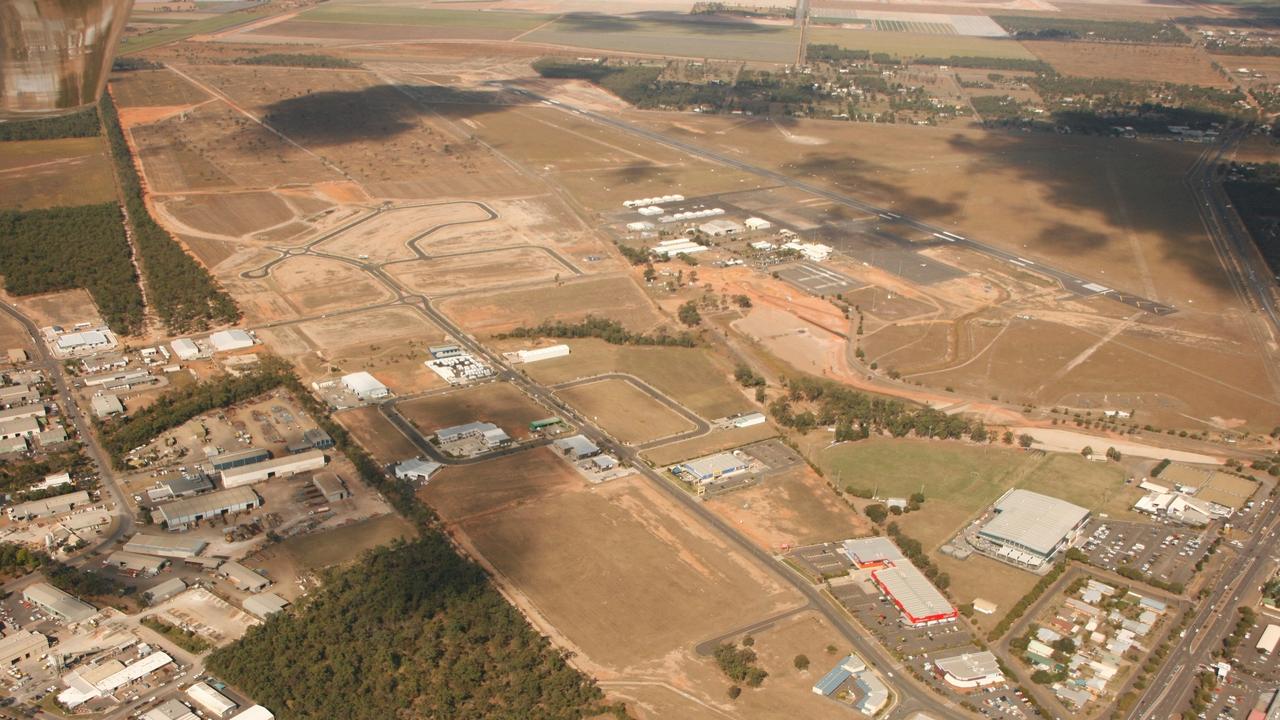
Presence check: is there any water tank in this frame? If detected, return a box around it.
[1,0,134,119]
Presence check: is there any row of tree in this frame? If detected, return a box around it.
[767,374,978,440]
[501,316,696,347]
[0,204,145,334]
[100,94,241,332]
[0,107,101,141]
[234,54,362,69]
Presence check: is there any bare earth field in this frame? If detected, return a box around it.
[0,137,117,211]
[1,289,101,330]
[396,382,551,440]
[162,191,298,239]
[387,246,570,296]
[558,378,695,444]
[421,448,817,719]
[315,202,493,263]
[224,255,395,324]
[704,466,870,551]
[437,275,663,335]
[1024,41,1233,87]
[279,513,418,571]
[643,424,780,466]
[334,406,421,465]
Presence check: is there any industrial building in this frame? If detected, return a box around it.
[188,681,238,717]
[394,458,441,483]
[841,537,905,569]
[231,706,274,720]
[977,489,1091,567]
[650,238,708,258]
[209,447,272,471]
[59,651,173,708]
[436,421,510,447]
[341,371,389,400]
[155,486,261,529]
[672,452,750,484]
[8,490,90,520]
[208,330,255,353]
[428,344,464,359]
[125,533,208,559]
[302,428,334,450]
[311,472,350,502]
[170,338,200,361]
[149,473,214,501]
[23,582,96,623]
[871,564,957,627]
[0,404,44,422]
[0,630,48,666]
[91,394,124,418]
[1258,625,1280,655]
[1133,491,1227,526]
[743,217,772,231]
[0,437,27,455]
[529,417,564,432]
[145,578,187,605]
[54,329,111,353]
[220,449,326,488]
[934,651,1005,689]
[517,344,570,364]
[145,699,199,720]
[81,353,127,373]
[811,653,888,714]
[38,426,68,445]
[699,218,743,237]
[731,412,766,428]
[219,561,270,592]
[553,434,601,460]
[0,416,40,440]
[243,592,289,619]
[106,551,168,576]
[0,384,37,407]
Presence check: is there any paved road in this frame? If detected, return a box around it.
[0,300,133,556]
[509,86,1176,317]
[1128,499,1280,719]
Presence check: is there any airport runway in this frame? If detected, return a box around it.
[514,87,1178,317]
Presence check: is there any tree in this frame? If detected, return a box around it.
[734,294,752,308]
[864,504,888,524]
[1031,670,1054,684]
[727,686,741,700]
[1106,446,1122,461]
[678,301,702,327]
[794,654,810,671]
[1018,434,1034,448]
[1081,445,1093,458]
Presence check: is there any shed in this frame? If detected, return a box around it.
[170,338,200,361]
[341,371,388,400]
[187,681,238,717]
[208,330,254,353]
[219,561,269,592]
[145,577,187,604]
[242,592,289,619]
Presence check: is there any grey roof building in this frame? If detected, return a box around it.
[155,487,260,529]
[553,435,600,460]
[23,582,95,623]
[978,489,1090,562]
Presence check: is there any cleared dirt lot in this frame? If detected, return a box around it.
[438,275,662,335]
[397,382,551,440]
[335,406,420,465]
[558,378,695,444]
[387,246,570,297]
[280,513,417,571]
[315,202,493,263]
[643,423,779,465]
[162,191,298,239]
[705,466,870,552]
[421,448,806,716]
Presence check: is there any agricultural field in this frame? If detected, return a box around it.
[1023,41,1232,87]
[510,338,754,419]
[806,28,1036,60]
[557,378,695,444]
[120,4,278,54]
[249,5,552,43]
[421,448,821,718]
[396,382,552,441]
[0,137,116,210]
[437,275,662,335]
[162,191,298,240]
[519,14,803,63]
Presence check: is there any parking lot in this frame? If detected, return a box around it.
[740,439,804,476]
[1079,520,1211,587]
[787,542,852,580]
[775,262,862,296]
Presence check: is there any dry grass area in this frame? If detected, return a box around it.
[0,137,117,211]
[935,553,1038,633]
[422,448,811,717]
[509,338,754,419]
[281,513,418,571]
[315,202,493,263]
[438,275,662,335]
[0,310,32,355]
[224,255,396,324]
[388,246,570,297]
[3,288,101,330]
[161,191,297,239]
[558,378,695,444]
[397,382,551,440]
[334,406,420,465]
[111,67,212,108]
[644,424,779,465]
[705,466,870,552]
[1024,41,1233,87]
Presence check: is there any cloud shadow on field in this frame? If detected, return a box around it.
[940,131,1234,294]
[610,161,662,183]
[789,151,962,221]
[552,11,789,35]
[260,85,510,146]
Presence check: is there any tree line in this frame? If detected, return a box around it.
[0,107,101,141]
[501,316,696,347]
[0,204,145,334]
[100,94,241,332]
[991,15,1189,44]
[767,374,978,441]
[234,54,362,69]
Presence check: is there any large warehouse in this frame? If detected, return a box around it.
[977,489,1091,567]
[841,537,905,569]
[125,533,207,559]
[870,564,957,627]
[156,487,260,529]
[220,449,325,488]
[341,371,389,400]
[24,582,96,623]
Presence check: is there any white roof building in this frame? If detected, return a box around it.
[23,582,96,622]
[341,371,389,400]
[170,338,200,361]
[208,330,255,353]
[59,651,173,708]
[394,458,442,482]
[242,592,289,619]
[699,219,743,237]
[978,489,1090,562]
[91,394,124,418]
[230,706,274,720]
[935,651,1004,688]
[188,681,238,717]
[841,536,905,568]
[55,330,110,352]
[8,490,91,520]
[517,345,570,364]
[220,449,326,488]
[145,699,198,720]
[744,217,772,230]
[1257,624,1280,654]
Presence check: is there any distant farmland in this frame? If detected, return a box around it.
[806,27,1035,60]
[519,14,801,63]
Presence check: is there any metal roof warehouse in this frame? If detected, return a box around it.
[156,487,260,528]
[871,564,957,627]
[978,489,1090,561]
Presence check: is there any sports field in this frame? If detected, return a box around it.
[558,378,694,444]
[0,138,116,211]
[520,14,802,63]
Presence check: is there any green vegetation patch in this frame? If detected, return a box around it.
[0,107,102,142]
[299,5,550,29]
[206,537,610,720]
[141,616,212,653]
[912,55,1052,72]
[233,53,362,69]
[119,6,278,55]
[992,15,1189,44]
[501,314,696,348]
[0,204,145,334]
[101,94,239,332]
